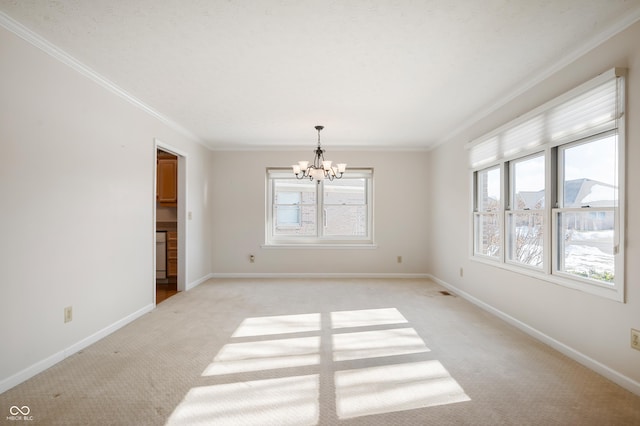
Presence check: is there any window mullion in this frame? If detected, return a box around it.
[317,181,324,238]
[501,162,508,264]
[545,146,555,274]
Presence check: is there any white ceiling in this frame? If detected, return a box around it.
[1,1,640,150]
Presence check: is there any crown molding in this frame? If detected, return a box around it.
[0,11,206,147]
[208,144,431,152]
[433,9,640,150]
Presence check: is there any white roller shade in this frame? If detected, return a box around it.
[467,68,625,169]
[548,78,618,144]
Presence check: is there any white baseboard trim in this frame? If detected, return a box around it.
[427,274,640,397]
[186,273,214,291]
[209,272,431,279]
[0,303,154,394]
[0,351,65,396]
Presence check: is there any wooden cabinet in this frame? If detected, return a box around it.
[167,231,178,277]
[157,150,178,286]
[157,155,177,206]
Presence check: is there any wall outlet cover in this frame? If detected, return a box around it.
[64,306,73,323]
[632,328,640,351]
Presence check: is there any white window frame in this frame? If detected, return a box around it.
[552,131,621,290]
[467,68,626,302]
[505,152,546,272]
[265,168,375,247]
[473,165,503,261]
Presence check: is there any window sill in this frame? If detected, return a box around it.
[469,255,623,303]
[262,243,377,249]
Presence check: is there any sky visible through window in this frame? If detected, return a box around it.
[485,134,617,202]
[486,168,500,201]
[564,135,616,185]
[514,155,544,195]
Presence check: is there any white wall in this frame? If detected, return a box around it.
[427,20,640,390]
[210,150,429,276]
[0,26,212,390]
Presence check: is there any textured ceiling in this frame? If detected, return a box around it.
[1,0,640,150]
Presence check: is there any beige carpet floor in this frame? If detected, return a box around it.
[1,278,639,425]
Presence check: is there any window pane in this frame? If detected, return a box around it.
[324,206,367,236]
[274,179,316,204]
[477,167,500,212]
[277,191,300,205]
[513,155,545,209]
[557,211,615,283]
[273,179,317,236]
[274,206,316,235]
[324,179,366,205]
[275,191,301,226]
[276,205,300,226]
[563,135,617,207]
[507,212,543,268]
[474,213,500,258]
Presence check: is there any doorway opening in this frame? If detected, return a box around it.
[155,143,186,304]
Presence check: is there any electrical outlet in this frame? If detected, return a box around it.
[64,306,73,323]
[632,329,640,351]
[397,256,402,264]
[249,254,255,263]
[459,267,464,277]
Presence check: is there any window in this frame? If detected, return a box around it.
[507,154,545,269]
[473,166,501,259]
[555,134,618,283]
[468,68,625,301]
[266,169,373,245]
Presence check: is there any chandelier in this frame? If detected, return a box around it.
[292,125,346,183]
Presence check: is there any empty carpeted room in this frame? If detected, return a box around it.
[1,2,640,425]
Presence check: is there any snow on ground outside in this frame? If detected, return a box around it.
[563,230,614,278]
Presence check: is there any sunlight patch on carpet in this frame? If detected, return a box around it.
[202,336,320,376]
[335,360,470,419]
[231,313,321,337]
[166,374,319,426]
[332,327,430,361]
[330,308,408,329]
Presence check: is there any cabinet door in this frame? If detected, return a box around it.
[168,260,178,277]
[157,159,177,205]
